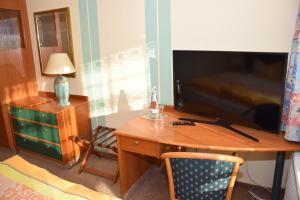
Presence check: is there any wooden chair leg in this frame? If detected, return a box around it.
[83,166,116,180]
[160,160,166,173]
[94,150,117,161]
[74,126,119,184]
[113,169,119,183]
[79,144,93,173]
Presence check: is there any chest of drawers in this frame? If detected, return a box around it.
[9,95,91,166]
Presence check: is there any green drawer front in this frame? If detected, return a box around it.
[10,107,57,125]
[12,119,60,144]
[15,135,62,161]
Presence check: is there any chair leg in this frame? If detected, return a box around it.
[93,150,117,161]
[83,166,116,181]
[113,169,119,184]
[75,126,119,184]
[160,160,166,173]
[79,144,93,173]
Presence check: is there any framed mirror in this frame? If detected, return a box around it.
[34,7,75,77]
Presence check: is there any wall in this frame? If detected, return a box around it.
[78,0,151,128]
[26,0,85,95]
[26,0,299,188]
[172,0,297,52]
[95,0,150,128]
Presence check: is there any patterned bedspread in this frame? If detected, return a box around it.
[0,156,119,200]
[0,174,52,200]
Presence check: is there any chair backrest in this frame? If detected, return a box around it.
[161,152,244,200]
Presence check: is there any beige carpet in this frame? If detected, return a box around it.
[0,147,279,199]
[124,166,169,200]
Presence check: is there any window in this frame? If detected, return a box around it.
[0,9,24,48]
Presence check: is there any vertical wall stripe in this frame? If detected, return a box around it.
[145,0,159,90]
[78,0,90,72]
[78,0,105,128]
[158,0,172,105]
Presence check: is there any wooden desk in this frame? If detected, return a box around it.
[115,108,300,200]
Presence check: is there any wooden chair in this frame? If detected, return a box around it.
[71,126,119,183]
[161,152,244,200]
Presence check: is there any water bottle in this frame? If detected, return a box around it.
[176,80,184,111]
[150,87,159,117]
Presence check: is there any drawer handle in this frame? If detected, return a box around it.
[23,139,26,142]
[41,114,46,117]
[42,128,47,132]
[46,145,50,149]
[18,110,21,113]
[134,141,140,145]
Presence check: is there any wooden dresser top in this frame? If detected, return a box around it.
[9,93,89,114]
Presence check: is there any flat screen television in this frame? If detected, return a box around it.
[173,50,288,133]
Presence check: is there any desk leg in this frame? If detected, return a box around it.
[117,138,152,197]
[271,152,285,200]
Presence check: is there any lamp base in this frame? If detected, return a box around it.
[54,75,70,107]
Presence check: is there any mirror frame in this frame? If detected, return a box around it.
[34,7,75,77]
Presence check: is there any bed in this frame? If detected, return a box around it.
[0,155,119,200]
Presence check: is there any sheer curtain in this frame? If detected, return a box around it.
[281,8,300,142]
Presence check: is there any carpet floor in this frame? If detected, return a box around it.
[0,147,282,200]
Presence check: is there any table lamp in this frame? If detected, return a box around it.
[44,53,76,107]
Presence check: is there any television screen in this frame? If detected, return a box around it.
[173,50,288,133]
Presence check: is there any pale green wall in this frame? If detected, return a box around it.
[78,0,105,128]
[78,0,172,129]
[145,0,172,105]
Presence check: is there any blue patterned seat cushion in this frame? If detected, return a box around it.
[170,158,234,200]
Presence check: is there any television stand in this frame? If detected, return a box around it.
[179,117,259,142]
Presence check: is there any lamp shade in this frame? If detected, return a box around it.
[44,53,76,75]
